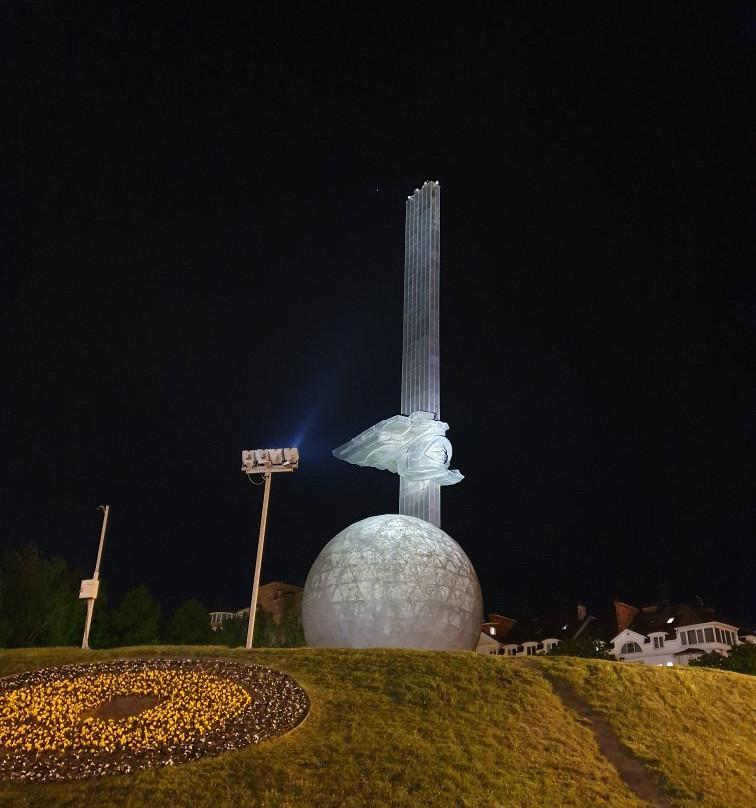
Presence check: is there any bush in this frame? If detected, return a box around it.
[547,636,615,660]
[690,643,756,675]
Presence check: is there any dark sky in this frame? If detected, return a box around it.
[1,3,752,623]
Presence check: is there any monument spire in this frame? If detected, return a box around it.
[400,181,442,525]
[332,180,461,529]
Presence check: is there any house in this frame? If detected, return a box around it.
[209,580,303,629]
[208,610,236,630]
[477,604,600,656]
[609,601,742,667]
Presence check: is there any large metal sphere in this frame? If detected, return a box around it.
[301,514,483,650]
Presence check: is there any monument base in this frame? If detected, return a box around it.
[301,514,483,651]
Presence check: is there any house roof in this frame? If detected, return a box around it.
[496,611,592,646]
[620,604,738,640]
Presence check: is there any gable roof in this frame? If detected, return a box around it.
[496,611,593,646]
[620,604,738,640]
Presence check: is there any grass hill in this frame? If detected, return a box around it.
[0,646,753,808]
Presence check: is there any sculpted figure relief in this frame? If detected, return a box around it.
[332,411,463,486]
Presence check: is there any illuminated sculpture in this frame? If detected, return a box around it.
[332,411,463,486]
[301,515,482,650]
[302,181,483,650]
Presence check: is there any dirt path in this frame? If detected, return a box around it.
[549,678,673,808]
[516,661,673,808]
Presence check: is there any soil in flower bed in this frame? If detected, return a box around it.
[80,695,162,720]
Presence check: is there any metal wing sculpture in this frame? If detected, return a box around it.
[333,411,463,486]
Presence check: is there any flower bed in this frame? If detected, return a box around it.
[0,658,309,781]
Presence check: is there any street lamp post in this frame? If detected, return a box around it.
[80,504,110,650]
[241,448,299,649]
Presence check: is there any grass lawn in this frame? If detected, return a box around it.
[0,646,752,808]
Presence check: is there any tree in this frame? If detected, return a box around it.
[270,598,305,647]
[253,607,274,647]
[547,636,615,660]
[690,643,755,675]
[165,599,214,645]
[214,614,248,647]
[87,582,115,649]
[727,643,756,675]
[109,584,161,646]
[0,544,84,648]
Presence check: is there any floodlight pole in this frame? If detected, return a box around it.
[82,504,109,650]
[241,447,298,650]
[246,468,273,649]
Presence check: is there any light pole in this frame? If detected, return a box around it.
[241,448,299,649]
[80,504,110,650]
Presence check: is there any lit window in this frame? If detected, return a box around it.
[666,617,675,624]
[489,627,496,635]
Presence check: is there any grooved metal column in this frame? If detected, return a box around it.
[400,181,441,526]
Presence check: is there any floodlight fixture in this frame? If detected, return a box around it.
[241,447,299,474]
[241,446,299,649]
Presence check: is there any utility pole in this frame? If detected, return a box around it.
[241,448,299,649]
[80,504,109,650]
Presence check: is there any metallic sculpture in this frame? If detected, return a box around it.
[332,411,462,486]
[334,180,456,527]
[302,182,483,650]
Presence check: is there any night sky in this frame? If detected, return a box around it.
[1,4,752,624]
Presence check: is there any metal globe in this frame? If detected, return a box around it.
[302,514,483,650]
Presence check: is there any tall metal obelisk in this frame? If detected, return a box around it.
[332,180,461,528]
[400,181,442,525]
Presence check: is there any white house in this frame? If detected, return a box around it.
[610,602,742,667]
